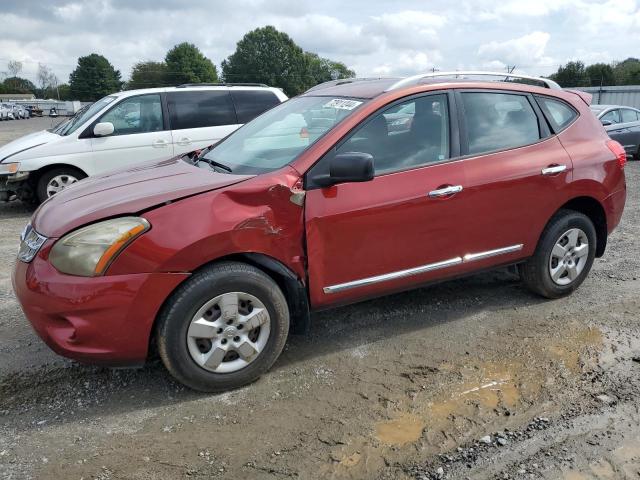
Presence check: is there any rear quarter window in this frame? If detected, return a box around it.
[167,91,237,130]
[535,96,578,132]
[231,90,281,123]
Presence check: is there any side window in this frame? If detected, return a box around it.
[621,109,639,123]
[335,94,450,175]
[535,96,578,131]
[461,92,540,155]
[167,91,236,130]
[98,94,163,135]
[601,109,621,124]
[231,90,281,123]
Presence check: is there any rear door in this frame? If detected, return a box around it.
[166,90,239,155]
[452,90,574,264]
[89,93,172,173]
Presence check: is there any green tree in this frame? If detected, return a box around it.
[548,61,589,87]
[69,53,122,101]
[613,57,640,85]
[127,61,169,89]
[56,83,72,100]
[305,52,354,87]
[222,26,310,96]
[164,43,218,85]
[585,63,615,86]
[2,77,36,93]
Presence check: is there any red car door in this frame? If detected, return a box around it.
[450,90,573,269]
[304,92,471,308]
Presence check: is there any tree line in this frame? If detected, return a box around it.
[548,58,640,87]
[0,26,355,101]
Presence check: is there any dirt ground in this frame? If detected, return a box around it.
[1,118,639,480]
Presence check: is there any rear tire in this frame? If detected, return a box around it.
[36,167,86,204]
[156,262,290,392]
[519,209,597,299]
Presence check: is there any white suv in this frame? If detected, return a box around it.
[0,84,288,203]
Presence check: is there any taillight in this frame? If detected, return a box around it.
[606,140,626,169]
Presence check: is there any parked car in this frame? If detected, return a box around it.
[12,72,626,392]
[0,104,10,120]
[2,104,15,119]
[590,104,640,159]
[0,84,287,203]
[11,104,22,120]
[19,105,30,119]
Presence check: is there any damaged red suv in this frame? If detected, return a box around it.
[13,72,626,391]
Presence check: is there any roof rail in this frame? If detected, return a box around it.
[304,77,388,93]
[386,71,561,91]
[176,83,270,88]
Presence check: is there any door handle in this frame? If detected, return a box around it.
[428,185,463,198]
[541,164,567,175]
[152,139,169,148]
[177,137,192,146]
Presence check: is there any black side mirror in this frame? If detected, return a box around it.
[601,119,612,126]
[313,152,374,187]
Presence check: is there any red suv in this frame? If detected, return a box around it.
[13,72,626,391]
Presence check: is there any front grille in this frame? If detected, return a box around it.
[18,223,47,263]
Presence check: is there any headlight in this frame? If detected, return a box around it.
[49,217,150,276]
[0,163,20,174]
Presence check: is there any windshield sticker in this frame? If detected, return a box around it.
[323,98,363,110]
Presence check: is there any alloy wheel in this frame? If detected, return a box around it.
[186,292,271,374]
[548,228,589,286]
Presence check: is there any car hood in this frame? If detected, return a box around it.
[32,157,253,238]
[0,130,59,162]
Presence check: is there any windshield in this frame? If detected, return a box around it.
[55,96,116,136]
[202,96,366,174]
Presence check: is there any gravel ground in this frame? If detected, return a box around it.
[0,118,639,479]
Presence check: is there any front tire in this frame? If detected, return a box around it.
[36,167,86,203]
[156,262,290,392]
[519,209,596,298]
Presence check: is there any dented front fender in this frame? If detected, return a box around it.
[107,166,307,283]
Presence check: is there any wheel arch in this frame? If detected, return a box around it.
[149,253,310,361]
[557,196,608,257]
[32,163,89,183]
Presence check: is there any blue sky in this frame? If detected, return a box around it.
[1,0,639,84]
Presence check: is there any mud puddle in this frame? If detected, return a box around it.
[324,324,603,479]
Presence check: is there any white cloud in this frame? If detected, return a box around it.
[364,10,446,50]
[478,31,553,69]
[2,0,640,86]
[275,14,377,55]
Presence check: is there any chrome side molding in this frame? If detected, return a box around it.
[323,257,463,294]
[323,244,524,294]
[463,244,523,262]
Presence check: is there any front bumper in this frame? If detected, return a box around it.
[0,172,31,201]
[12,243,189,366]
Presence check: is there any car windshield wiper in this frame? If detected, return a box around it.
[199,156,233,173]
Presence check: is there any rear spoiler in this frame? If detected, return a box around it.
[564,89,592,106]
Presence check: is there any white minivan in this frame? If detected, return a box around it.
[0,84,288,204]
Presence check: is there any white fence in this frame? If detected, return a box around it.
[576,86,640,109]
[3,99,91,116]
